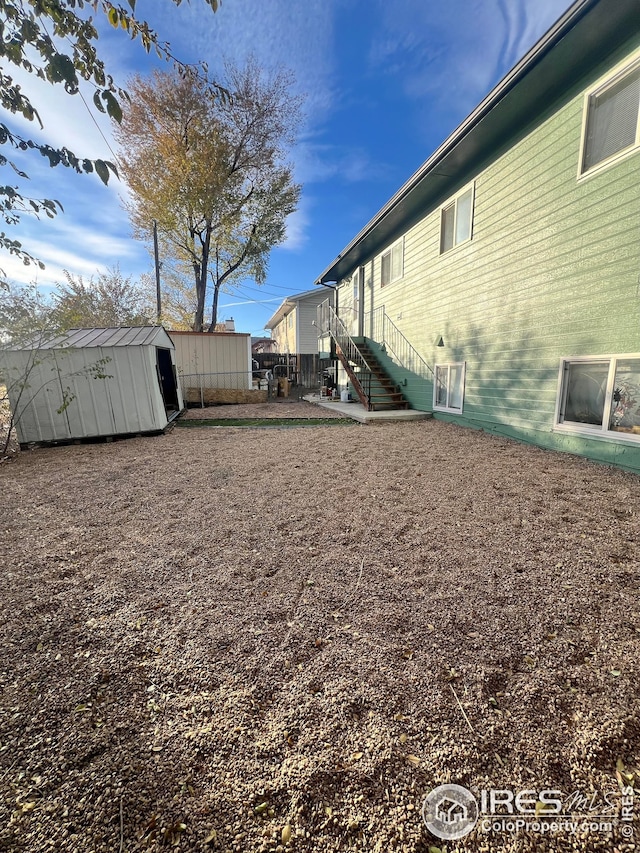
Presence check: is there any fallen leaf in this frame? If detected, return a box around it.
[281,824,292,844]
[406,754,420,766]
[204,829,217,844]
[351,752,364,761]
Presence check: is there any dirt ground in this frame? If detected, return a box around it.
[182,398,346,420]
[1,409,639,853]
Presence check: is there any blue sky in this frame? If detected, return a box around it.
[4,0,570,336]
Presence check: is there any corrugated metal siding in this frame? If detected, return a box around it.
[171,332,251,389]
[347,37,640,468]
[2,345,167,443]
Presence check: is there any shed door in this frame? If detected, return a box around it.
[156,348,179,413]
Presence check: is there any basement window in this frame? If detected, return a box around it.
[440,184,474,253]
[580,58,640,175]
[555,356,640,440]
[380,238,404,287]
[433,363,466,412]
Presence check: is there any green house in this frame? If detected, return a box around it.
[314,0,640,472]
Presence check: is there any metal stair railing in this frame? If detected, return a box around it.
[317,300,374,409]
[365,306,433,378]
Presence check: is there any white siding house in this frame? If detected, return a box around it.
[265,289,334,355]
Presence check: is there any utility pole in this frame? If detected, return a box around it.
[153,220,162,325]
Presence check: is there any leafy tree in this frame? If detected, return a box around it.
[0,280,52,343]
[114,60,302,332]
[0,0,222,281]
[50,266,154,328]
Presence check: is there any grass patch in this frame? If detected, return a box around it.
[176,417,355,428]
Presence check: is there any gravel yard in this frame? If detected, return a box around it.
[1,411,639,853]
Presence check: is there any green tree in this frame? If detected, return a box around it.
[50,266,155,328]
[0,280,51,343]
[0,0,222,281]
[114,60,302,332]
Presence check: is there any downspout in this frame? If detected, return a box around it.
[318,280,338,392]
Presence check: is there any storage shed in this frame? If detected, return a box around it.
[0,327,183,445]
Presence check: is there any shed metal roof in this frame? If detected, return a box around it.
[7,326,172,351]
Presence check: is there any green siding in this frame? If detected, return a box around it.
[361,338,433,411]
[336,37,640,472]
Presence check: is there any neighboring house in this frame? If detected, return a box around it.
[315,0,640,471]
[265,288,334,355]
[251,336,278,354]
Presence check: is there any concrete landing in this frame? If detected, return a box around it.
[303,395,433,424]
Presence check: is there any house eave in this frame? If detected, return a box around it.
[315,0,638,285]
[264,288,327,329]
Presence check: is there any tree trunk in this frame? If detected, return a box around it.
[207,282,220,333]
[193,263,205,332]
[192,229,212,332]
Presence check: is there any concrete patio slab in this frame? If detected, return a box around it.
[303,394,433,424]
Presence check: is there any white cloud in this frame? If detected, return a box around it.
[280,199,311,252]
[368,0,570,140]
[295,140,389,186]
[135,0,337,120]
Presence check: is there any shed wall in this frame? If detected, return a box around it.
[2,345,168,443]
[171,332,251,390]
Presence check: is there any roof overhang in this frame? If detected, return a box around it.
[315,0,639,285]
[265,299,295,330]
[264,288,325,329]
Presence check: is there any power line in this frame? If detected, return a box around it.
[42,16,120,164]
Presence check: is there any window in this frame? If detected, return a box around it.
[580,59,640,175]
[433,363,466,412]
[556,356,640,440]
[380,238,404,287]
[288,314,293,329]
[440,184,474,253]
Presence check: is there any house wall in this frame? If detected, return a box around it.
[270,308,297,354]
[170,331,251,390]
[336,36,640,471]
[298,294,333,354]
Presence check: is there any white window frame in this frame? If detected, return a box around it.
[578,51,640,179]
[554,353,640,444]
[439,182,474,255]
[433,362,466,413]
[380,237,404,287]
